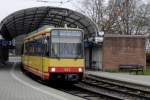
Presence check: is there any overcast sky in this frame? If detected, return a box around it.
[0,0,148,22]
[0,0,82,21]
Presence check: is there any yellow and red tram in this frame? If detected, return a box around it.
[22,26,85,81]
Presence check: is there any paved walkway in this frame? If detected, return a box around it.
[86,71,150,87]
[0,62,84,100]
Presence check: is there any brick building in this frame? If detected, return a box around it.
[102,34,146,71]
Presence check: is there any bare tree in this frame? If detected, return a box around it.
[134,3,150,34]
[107,0,137,34]
[80,0,150,35]
[80,0,107,32]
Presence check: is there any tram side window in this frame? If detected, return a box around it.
[33,40,36,56]
[28,41,34,55]
[25,42,30,55]
[32,40,38,56]
[44,38,49,57]
[37,38,42,56]
[24,43,28,55]
[48,37,51,56]
[36,38,42,56]
[34,40,37,56]
[42,37,50,57]
[33,38,43,56]
[29,42,32,55]
[24,41,36,55]
[24,37,50,56]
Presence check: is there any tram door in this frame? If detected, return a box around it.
[41,35,49,80]
[41,36,45,80]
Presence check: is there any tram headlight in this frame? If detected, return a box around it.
[51,68,56,72]
[78,68,82,72]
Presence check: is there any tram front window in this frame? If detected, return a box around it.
[51,30,83,58]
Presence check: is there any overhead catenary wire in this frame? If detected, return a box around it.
[36,0,74,5]
[31,0,82,10]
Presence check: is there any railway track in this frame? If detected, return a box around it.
[79,74,150,100]
[25,72,122,100]
[22,66,150,100]
[47,82,122,100]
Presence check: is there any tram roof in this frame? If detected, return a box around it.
[0,6,98,40]
[25,25,83,40]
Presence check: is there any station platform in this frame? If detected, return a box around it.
[85,71,150,87]
[0,60,84,100]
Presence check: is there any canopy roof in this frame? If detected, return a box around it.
[0,6,98,40]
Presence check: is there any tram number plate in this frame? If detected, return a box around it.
[64,68,70,72]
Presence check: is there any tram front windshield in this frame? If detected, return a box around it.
[51,30,83,58]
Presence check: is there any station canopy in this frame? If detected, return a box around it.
[0,6,98,40]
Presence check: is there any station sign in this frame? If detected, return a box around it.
[0,39,15,47]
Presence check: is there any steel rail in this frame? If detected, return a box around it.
[82,74,150,100]
[23,70,123,100]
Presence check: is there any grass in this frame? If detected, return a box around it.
[105,69,119,73]
[143,69,150,75]
[106,69,150,75]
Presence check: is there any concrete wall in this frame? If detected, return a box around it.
[102,34,146,71]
